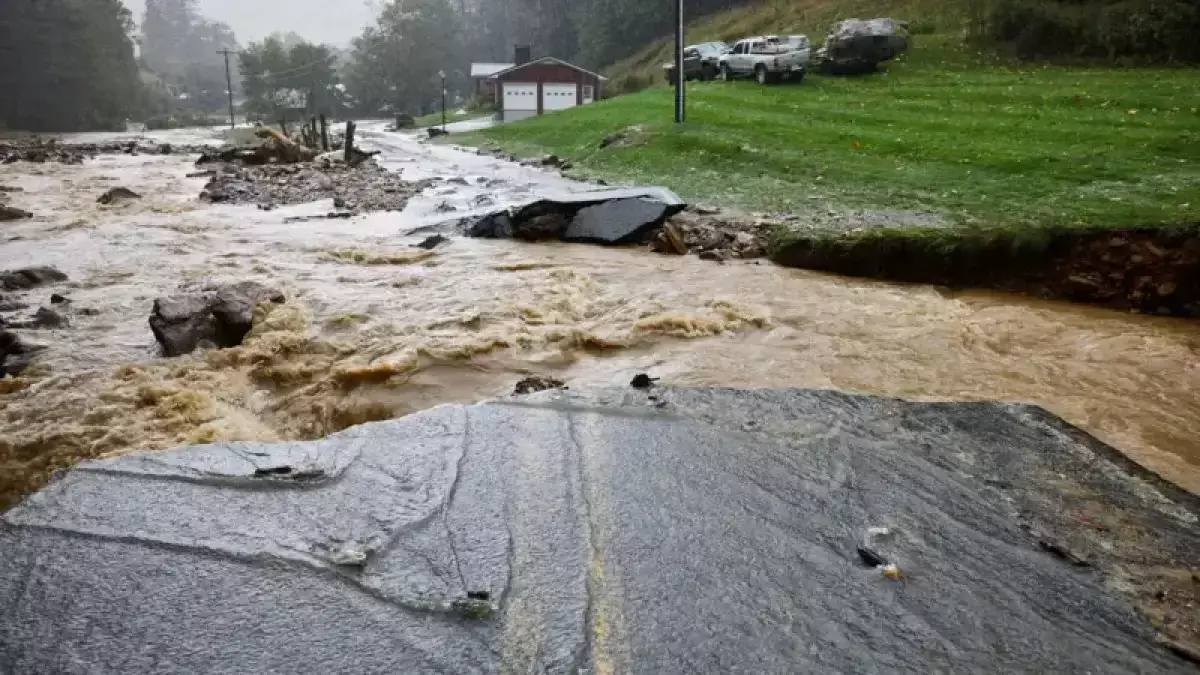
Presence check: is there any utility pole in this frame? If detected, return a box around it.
[439,70,447,132]
[674,0,685,124]
[217,48,237,129]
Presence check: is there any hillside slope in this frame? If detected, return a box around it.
[604,0,960,92]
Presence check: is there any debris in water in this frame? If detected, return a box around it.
[414,234,450,250]
[1,266,67,291]
[513,375,567,395]
[880,564,905,581]
[451,597,494,620]
[0,330,43,376]
[97,187,140,205]
[630,373,658,389]
[49,294,67,305]
[0,205,32,222]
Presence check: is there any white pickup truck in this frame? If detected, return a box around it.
[718,35,811,84]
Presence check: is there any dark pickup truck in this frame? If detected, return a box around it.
[663,42,729,83]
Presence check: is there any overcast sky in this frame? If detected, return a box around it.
[122,0,381,46]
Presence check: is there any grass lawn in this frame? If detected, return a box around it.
[454,39,1200,234]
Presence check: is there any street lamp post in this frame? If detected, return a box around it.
[439,70,447,132]
[674,0,686,123]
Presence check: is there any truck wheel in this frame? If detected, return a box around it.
[720,64,732,81]
[755,65,771,85]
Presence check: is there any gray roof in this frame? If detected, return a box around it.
[470,62,514,78]
[1,388,1196,673]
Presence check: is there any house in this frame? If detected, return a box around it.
[487,51,607,122]
[470,62,513,101]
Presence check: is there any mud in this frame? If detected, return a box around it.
[1,123,1199,514]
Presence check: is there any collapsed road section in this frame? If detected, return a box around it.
[1,388,1196,673]
[455,186,687,245]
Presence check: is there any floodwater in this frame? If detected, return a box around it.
[2,123,1198,498]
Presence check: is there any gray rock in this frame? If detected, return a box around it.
[29,307,67,329]
[458,210,513,238]
[1,388,1196,673]
[148,294,217,357]
[209,281,284,348]
[97,187,141,205]
[0,205,32,222]
[149,282,285,357]
[414,234,450,250]
[0,329,43,376]
[564,197,677,245]
[0,266,67,291]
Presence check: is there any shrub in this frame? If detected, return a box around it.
[976,0,1200,62]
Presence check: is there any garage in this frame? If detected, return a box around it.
[502,83,538,122]
[542,83,577,111]
[490,55,607,121]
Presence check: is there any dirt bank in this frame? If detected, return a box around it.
[771,223,1200,318]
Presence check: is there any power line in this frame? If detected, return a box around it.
[217,48,236,129]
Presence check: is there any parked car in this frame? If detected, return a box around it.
[662,42,730,83]
[718,36,810,84]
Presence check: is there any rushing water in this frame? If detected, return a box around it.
[2,123,1198,499]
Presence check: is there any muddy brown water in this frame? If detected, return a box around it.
[1,123,1198,503]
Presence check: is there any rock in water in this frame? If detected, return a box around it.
[0,330,43,376]
[0,266,67,291]
[97,187,141,205]
[0,388,1196,672]
[513,375,566,395]
[209,281,285,348]
[149,282,285,356]
[29,307,67,329]
[414,234,450,250]
[0,205,32,222]
[148,295,217,357]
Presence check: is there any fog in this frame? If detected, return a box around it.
[122,0,380,46]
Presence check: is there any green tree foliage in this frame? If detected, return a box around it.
[0,0,142,131]
[974,0,1200,62]
[239,36,343,124]
[343,0,464,116]
[141,0,239,113]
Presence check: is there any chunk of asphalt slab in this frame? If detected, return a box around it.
[1,389,1196,673]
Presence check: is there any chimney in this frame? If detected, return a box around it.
[514,45,532,66]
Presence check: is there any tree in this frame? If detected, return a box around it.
[0,0,142,131]
[240,36,342,127]
[141,0,239,114]
[343,0,464,116]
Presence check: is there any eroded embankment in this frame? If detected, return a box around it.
[771,224,1200,317]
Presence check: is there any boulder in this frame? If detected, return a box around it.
[149,282,285,357]
[0,330,43,377]
[0,388,1196,672]
[148,295,217,357]
[209,281,285,348]
[0,266,67,291]
[0,205,32,222]
[97,187,141,205]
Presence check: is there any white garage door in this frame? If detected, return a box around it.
[502,83,537,120]
[542,83,577,111]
